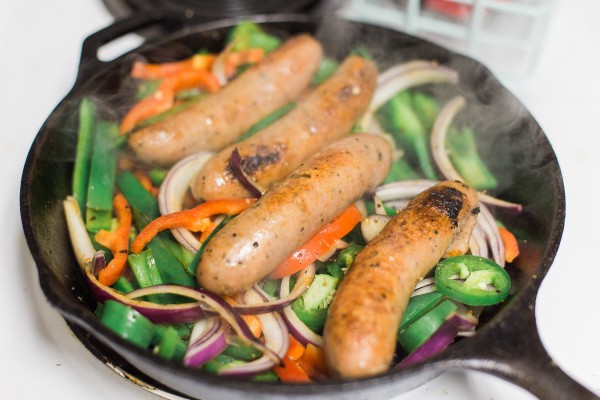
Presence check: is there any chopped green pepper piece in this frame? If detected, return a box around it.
[251,371,279,382]
[99,300,155,349]
[261,279,281,298]
[435,255,511,306]
[291,274,338,333]
[148,168,168,186]
[411,91,439,132]
[152,325,187,361]
[397,299,457,352]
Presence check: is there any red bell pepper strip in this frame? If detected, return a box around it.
[120,68,221,134]
[94,193,132,286]
[130,198,256,254]
[131,54,216,80]
[269,204,363,279]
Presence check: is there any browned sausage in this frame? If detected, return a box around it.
[128,35,323,166]
[196,134,392,295]
[191,55,377,201]
[323,180,479,379]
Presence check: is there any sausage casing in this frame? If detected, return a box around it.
[196,134,392,295]
[323,180,479,379]
[128,35,323,166]
[191,55,378,200]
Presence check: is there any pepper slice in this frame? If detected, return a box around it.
[398,299,457,353]
[434,255,511,306]
[99,300,155,349]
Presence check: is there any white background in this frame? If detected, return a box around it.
[1,0,599,399]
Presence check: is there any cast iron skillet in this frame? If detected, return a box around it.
[19,10,598,400]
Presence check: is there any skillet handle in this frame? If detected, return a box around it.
[74,9,188,88]
[437,290,599,400]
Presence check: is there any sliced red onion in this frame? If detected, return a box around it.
[218,287,289,377]
[396,312,477,368]
[184,317,229,367]
[375,180,438,202]
[279,271,324,347]
[430,95,467,182]
[63,196,95,269]
[229,148,264,198]
[231,264,316,315]
[85,265,210,324]
[478,204,505,267]
[361,214,392,242]
[158,151,215,252]
[469,224,489,259]
[377,60,443,87]
[361,61,459,132]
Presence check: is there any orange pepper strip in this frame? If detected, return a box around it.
[131,54,216,80]
[269,204,363,279]
[287,334,306,361]
[223,296,263,338]
[130,198,256,254]
[273,335,311,383]
[499,226,519,263]
[296,343,329,380]
[224,48,265,78]
[119,86,174,134]
[120,68,221,134]
[198,219,218,243]
[94,193,132,286]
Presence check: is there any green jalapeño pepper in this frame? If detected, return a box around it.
[434,255,511,306]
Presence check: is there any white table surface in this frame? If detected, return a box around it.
[2,0,599,399]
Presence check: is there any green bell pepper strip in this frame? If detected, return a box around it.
[397,299,457,353]
[411,91,439,133]
[110,276,136,294]
[127,250,171,304]
[72,97,96,215]
[148,168,168,186]
[85,120,120,232]
[202,354,245,374]
[434,255,511,306]
[447,127,498,191]
[227,20,282,53]
[223,337,262,361]
[99,300,156,349]
[188,216,232,276]
[377,91,438,180]
[117,171,197,287]
[312,57,339,86]
[399,291,444,331]
[237,102,296,142]
[152,325,187,361]
[382,158,421,184]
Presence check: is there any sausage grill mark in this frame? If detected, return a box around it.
[420,186,465,227]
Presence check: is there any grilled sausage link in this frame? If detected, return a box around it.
[323,180,479,379]
[191,55,377,201]
[196,134,392,295]
[128,35,323,166]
